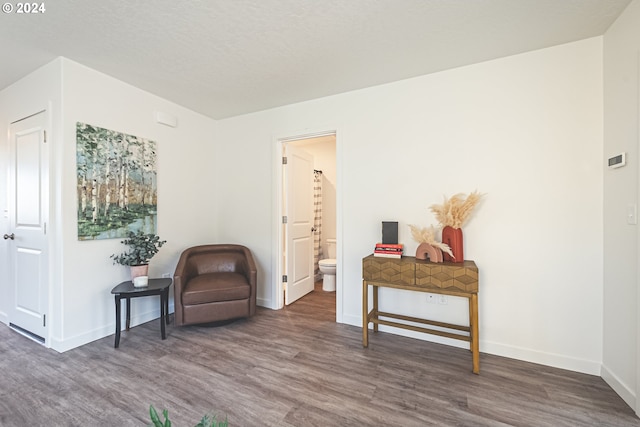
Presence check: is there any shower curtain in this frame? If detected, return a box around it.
[313,170,323,281]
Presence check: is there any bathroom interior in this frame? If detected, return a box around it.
[287,134,337,300]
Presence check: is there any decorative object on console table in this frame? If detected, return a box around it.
[408,224,451,262]
[415,242,442,262]
[111,230,167,280]
[374,243,403,258]
[382,221,399,244]
[441,226,463,263]
[429,191,483,263]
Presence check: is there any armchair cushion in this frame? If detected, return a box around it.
[182,273,250,305]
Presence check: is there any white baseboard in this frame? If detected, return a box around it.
[601,363,636,411]
[342,313,360,327]
[50,324,113,353]
[346,312,600,375]
[48,298,278,353]
[346,313,472,350]
[50,305,173,353]
[481,340,601,375]
[257,297,273,309]
[0,311,7,325]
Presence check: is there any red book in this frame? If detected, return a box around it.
[374,251,402,258]
[375,243,404,249]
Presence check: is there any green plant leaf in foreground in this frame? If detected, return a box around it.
[163,408,172,427]
[149,405,172,427]
[149,405,162,427]
[150,405,227,427]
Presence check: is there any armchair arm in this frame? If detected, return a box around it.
[241,246,258,316]
[173,247,198,325]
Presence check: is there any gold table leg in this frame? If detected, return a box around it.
[372,284,379,332]
[362,280,368,347]
[470,293,480,374]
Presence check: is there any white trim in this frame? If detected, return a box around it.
[50,304,173,353]
[603,363,636,411]
[636,48,640,417]
[335,130,343,323]
[341,313,360,327]
[45,100,54,349]
[256,297,272,308]
[50,326,113,353]
[482,340,601,375]
[350,305,603,375]
[271,136,284,310]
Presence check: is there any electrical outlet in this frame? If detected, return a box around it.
[162,273,171,278]
[438,295,448,305]
[426,293,436,304]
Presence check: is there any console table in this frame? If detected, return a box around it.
[362,255,480,374]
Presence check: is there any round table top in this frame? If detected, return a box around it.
[111,277,172,294]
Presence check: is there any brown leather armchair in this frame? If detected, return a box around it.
[173,244,257,326]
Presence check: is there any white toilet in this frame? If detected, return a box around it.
[318,238,337,292]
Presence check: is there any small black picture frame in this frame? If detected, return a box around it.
[382,221,398,244]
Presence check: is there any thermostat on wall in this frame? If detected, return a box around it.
[608,152,626,169]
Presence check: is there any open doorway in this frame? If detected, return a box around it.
[277,133,337,314]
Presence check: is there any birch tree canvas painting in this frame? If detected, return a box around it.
[76,122,158,240]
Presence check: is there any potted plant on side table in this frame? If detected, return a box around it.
[111,230,166,287]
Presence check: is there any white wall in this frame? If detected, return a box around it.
[0,58,219,351]
[216,38,604,374]
[54,59,219,351]
[0,59,63,329]
[603,0,640,411]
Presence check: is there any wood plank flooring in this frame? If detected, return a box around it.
[0,281,638,426]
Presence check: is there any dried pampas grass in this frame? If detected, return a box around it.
[429,191,483,229]
[408,224,454,258]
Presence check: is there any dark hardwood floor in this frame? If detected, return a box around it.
[0,281,638,426]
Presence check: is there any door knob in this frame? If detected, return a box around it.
[3,233,14,240]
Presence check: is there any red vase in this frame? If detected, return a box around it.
[442,226,463,263]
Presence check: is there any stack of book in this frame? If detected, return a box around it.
[373,243,404,258]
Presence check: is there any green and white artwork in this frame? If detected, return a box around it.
[76,122,158,240]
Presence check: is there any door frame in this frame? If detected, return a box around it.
[272,128,342,322]
[636,49,640,418]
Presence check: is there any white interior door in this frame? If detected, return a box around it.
[284,144,314,305]
[7,111,49,342]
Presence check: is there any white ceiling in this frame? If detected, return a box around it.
[0,0,631,119]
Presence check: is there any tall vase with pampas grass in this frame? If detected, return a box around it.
[429,191,483,263]
[441,227,463,263]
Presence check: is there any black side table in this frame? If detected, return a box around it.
[111,278,172,348]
